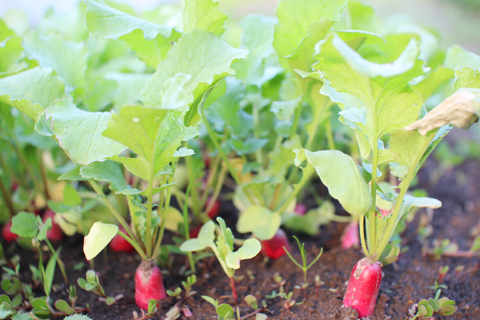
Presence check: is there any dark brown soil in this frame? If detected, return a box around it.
[3,137,480,320]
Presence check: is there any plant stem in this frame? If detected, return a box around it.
[252,98,264,171]
[88,181,137,245]
[325,119,336,151]
[182,181,196,273]
[367,138,379,256]
[145,163,155,258]
[305,98,329,151]
[118,231,148,261]
[203,165,227,223]
[38,150,51,200]
[359,215,370,258]
[200,152,221,206]
[229,276,238,303]
[9,137,43,196]
[184,151,201,216]
[0,175,15,218]
[374,133,436,259]
[44,239,68,284]
[277,166,315,215]
[290,105,302,138]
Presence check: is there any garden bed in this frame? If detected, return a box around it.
[6,151,479,320]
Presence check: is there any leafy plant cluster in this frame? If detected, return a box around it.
[0,0,479,318]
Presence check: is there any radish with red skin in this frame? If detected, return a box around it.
[294,203,307,215]
[135,260,166,310]
[189,224,202,239]
[343,257,382,318]
[109,226,134,253]
[341,221,360,250]
[43,209,63,241]
[379,208,391,217]
[2,220,18,242]
[260,228,290,259]
[206,197,220,219]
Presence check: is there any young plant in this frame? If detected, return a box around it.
[430,266,449,291]
[164,274,197,319]
[77,270,123,305]
[180,218,261,302]
[283,236,323,292]
[211,295,269,320]
[408,290,457,320]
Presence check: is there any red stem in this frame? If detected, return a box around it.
[230,277,238,303]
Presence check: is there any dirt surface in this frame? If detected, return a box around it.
[3,150,480,319]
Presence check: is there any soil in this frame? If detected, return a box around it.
[3,132,480,320]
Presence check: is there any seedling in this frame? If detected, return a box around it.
[77,270,123,306]
[212,295,269,320]
[131,299,158,320]
[430,266,449,291]
[427,236,480,259]
[283,236,323,291]
[180,218,261,302]
[165,275,197,319]
[409,290,457,319]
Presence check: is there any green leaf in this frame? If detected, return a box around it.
[64,315,93,320]
[54,299,70,312]
[389,129,430,169]
[11,313,33,320]
[108,155,149,180]
[0,67,65,123]
[454,67,480,90]
[244,295,258,310]
[43,249,60,297]
[470,236,480,252]
[216,304,234,318]
[201,295,218,308]
[180,221,215,252]
[271,97,302,121]
[0,34,23,73]
[233,14,277,86]
[294,149,372,215]
[63,185,82,207]
[57,166,88,181]
[141,29,247,110]
[255,314,267,320]
[445,45,480,71]
[83,222,118,260]
[11,212,38,238]
[225,238,261,269]
[228,138,269,156]
[84,0,178,67]
[412,66,454,100]
[181,0,227,36]
[46,98,126,165]
[237,206,281,240]
[80,160,141,194]
[273,0,347,60]
[23,31,87,89]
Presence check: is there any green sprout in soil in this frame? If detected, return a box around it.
[430,265,449,291]
[180,217,261,303]
[77,270,123,306]
[164,274,197,319]
[409,290,457,320]
[209,295,269,320]
[283,236,323,295]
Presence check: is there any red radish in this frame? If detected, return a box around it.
[43,209,63,241]
[109,226,134,253]
[206,197,220,219]
[341,221,360,249]
[343,257,382,318]
[203,154,211,169]
[135,260,166,310]
[2,220,18,242]
[294,204,307,215]
[260,228,290,260]
[189,225,202,239]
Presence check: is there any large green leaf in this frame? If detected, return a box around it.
[233,14,277,86]
[84,0,179,67]
[294,149,372,215]
[11,212,38,238]
[273,0,347,60]
[454,67,480,90]
[46,98,126,165]
[83,222,118,260]
[181,0,227,36]
[0,67,65,123]
[225,239,261,269]
[23,31,87,89]
[237,206,281,240]
[80,160,142,194]
[445,45,480,71]
[141,29,247,110]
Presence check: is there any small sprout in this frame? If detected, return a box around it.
[329,287,339,293]
[283,236,323,289]
[167,287,183,299]
[216,304,235,320]
[409,290,457,319]
[272,273,285,287]
[77,270,123,305]
[314,275,324,295]
[245,295,258,310]
[133,299,159,320]
[202,295,219,308]
[247,270,255,280]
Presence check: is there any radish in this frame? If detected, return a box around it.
[206,197,220,219]
[109,226,134,253]
[379,208,390,217]
[294,203,307,215]
[343,257,382,318]
[341,221,360,250]
[43,209,63,241]
[260,228,290,260]
[2,220,18,242]
[135,260,166,310]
